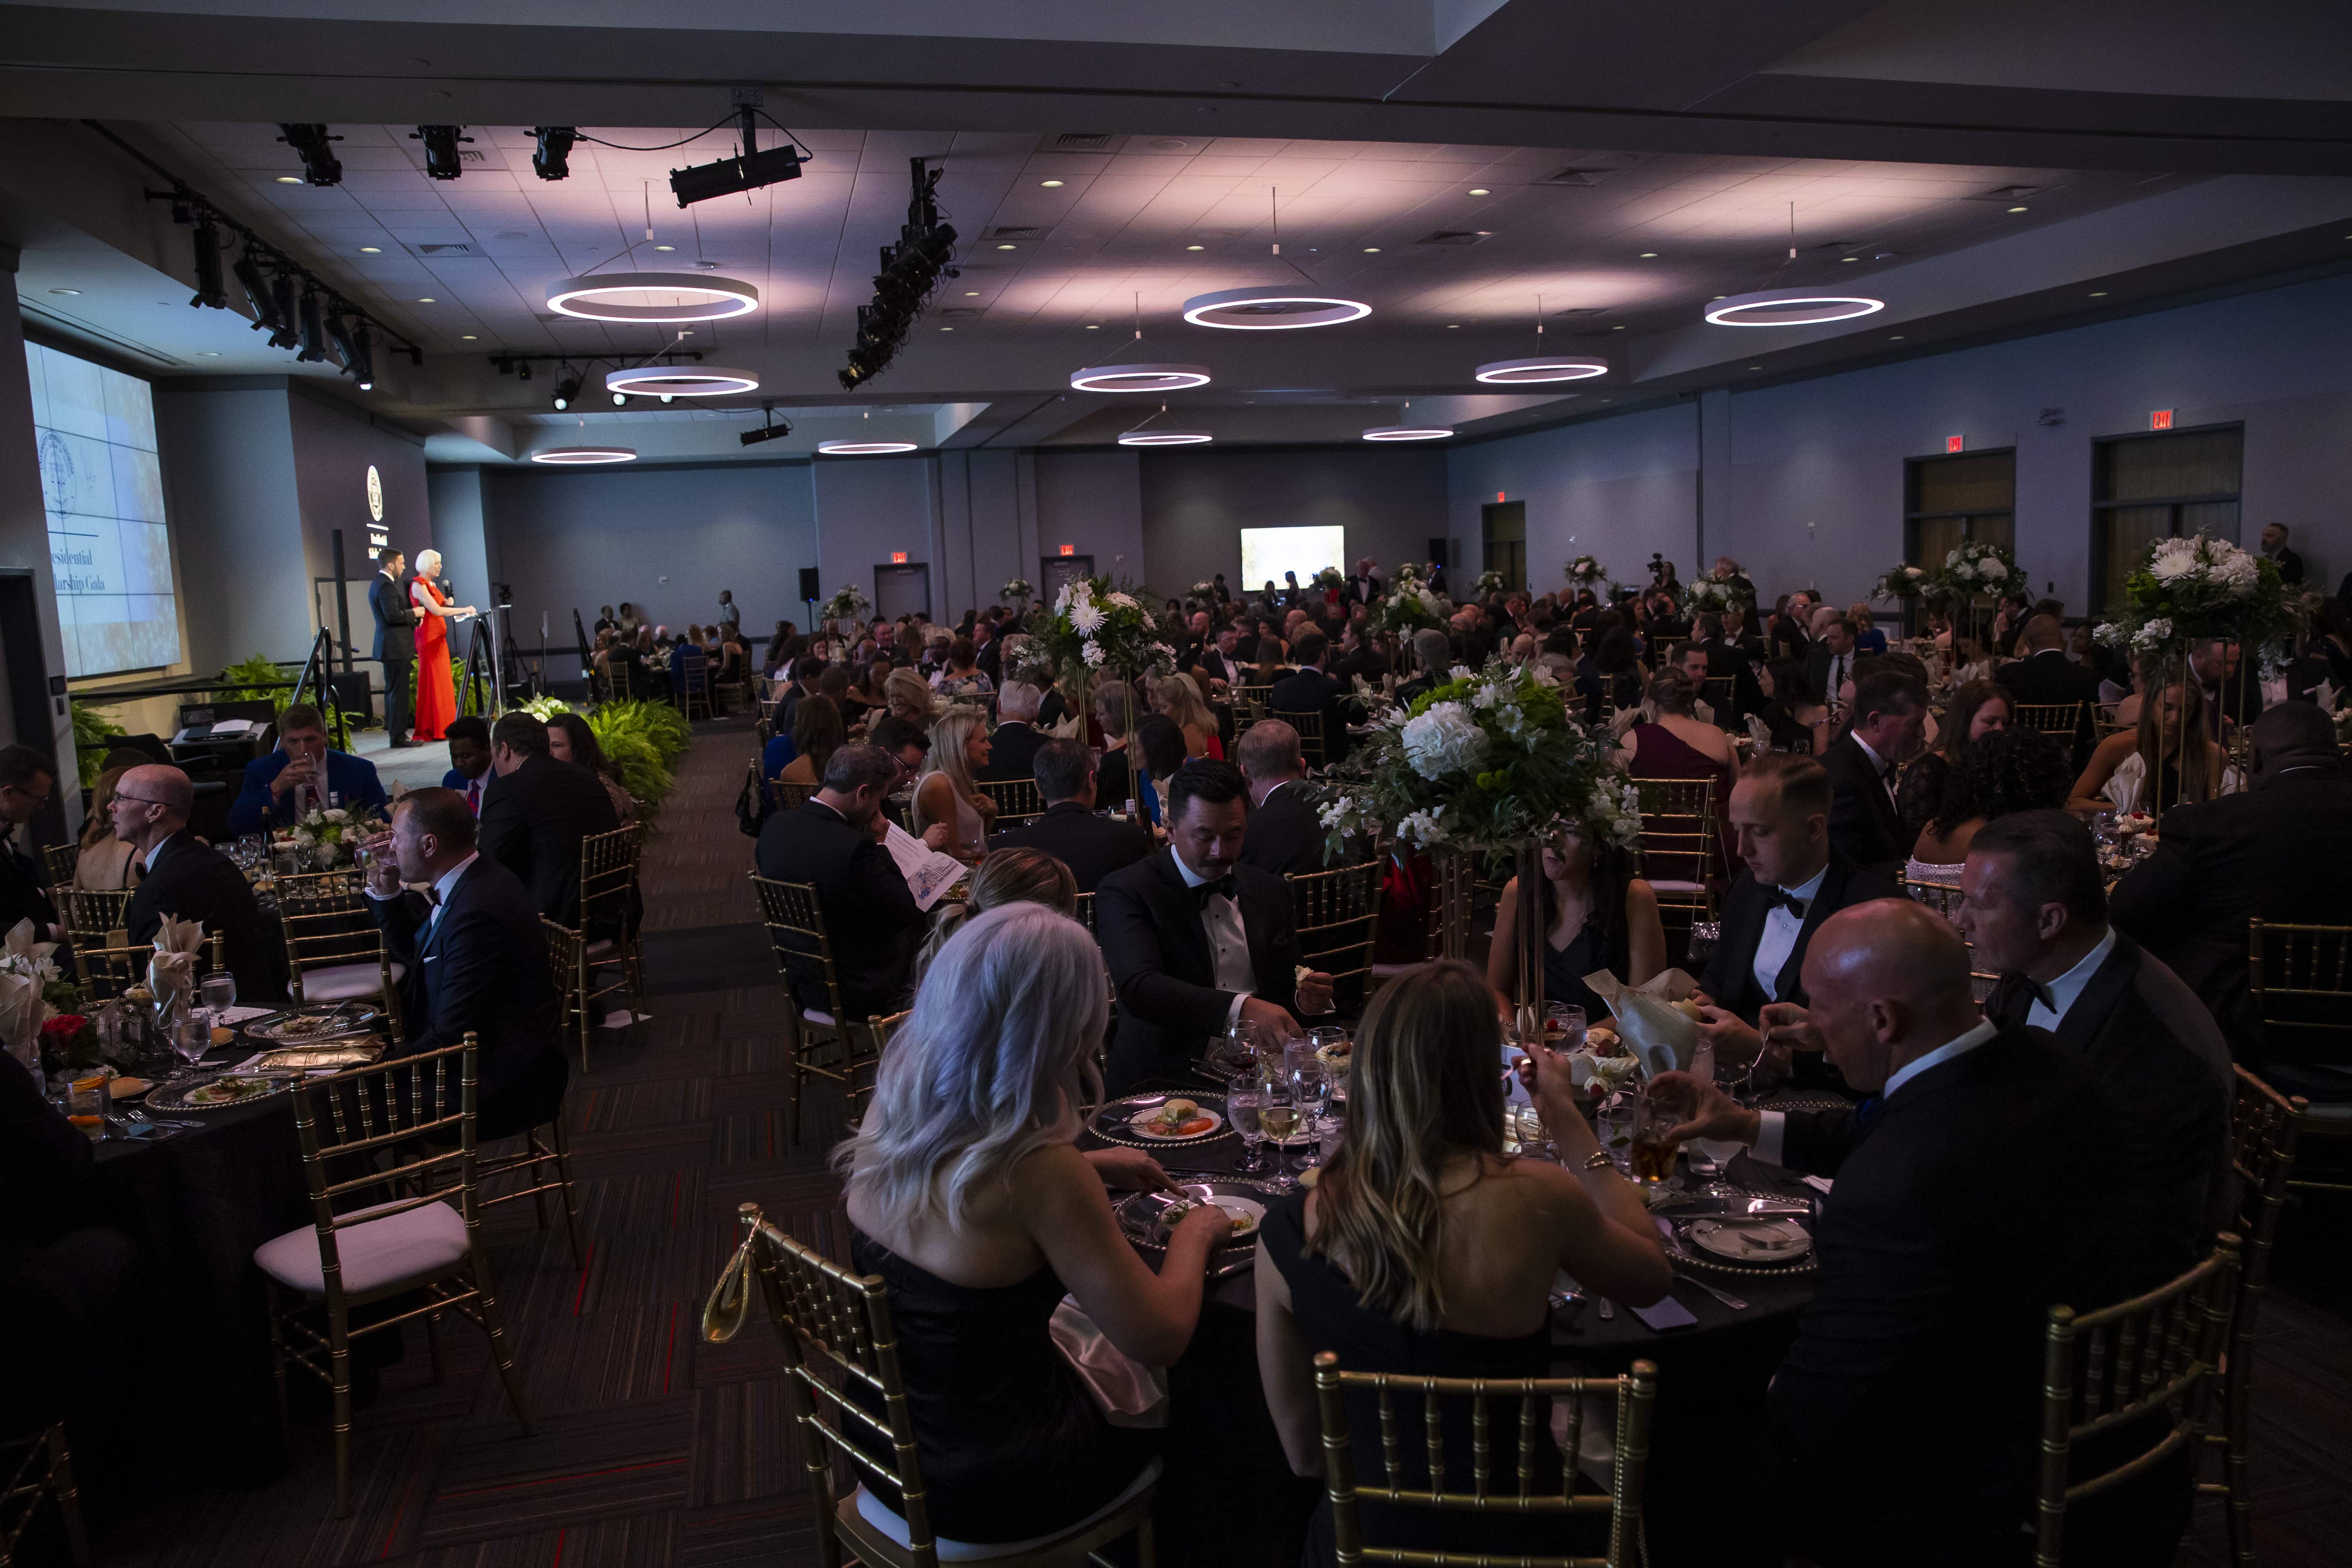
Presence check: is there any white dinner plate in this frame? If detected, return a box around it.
[1687,1217,1812,1264]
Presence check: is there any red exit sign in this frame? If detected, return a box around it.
[2151,409,2174,430]
[1059,544,1075,557]
[891,551,907,564]
[1946,434,1964,453]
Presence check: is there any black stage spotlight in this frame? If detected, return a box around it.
[517,361,533,382]
[276,124,343,186]
[233,251,282,334]
[552,374,580,411]
[410,125,472,180]
[324,309,358,371]
[268,271,302,349]
[739,403,794,447]
[349,326,377,390]
[189,221,229,310]
[532,126,578,181]
[295,289,329,362]
[670,107,802,208]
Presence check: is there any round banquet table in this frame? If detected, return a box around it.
[1084,1079,1829,1568]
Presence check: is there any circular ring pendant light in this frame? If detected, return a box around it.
[1362,425,1453,441]
[1117,429,1213,446]
[546,272,758,323]
[531,446,637,464]
[1183,286,1369,330]
[604,364,760,398]
[1070,364,1212,393]
[816,440,919,455]
[1474,355,1609,384]
[1704,288,1884,327]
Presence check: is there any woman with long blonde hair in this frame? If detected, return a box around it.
[1152,671,1221,759]
[885,666,939,727]
[837,903,1228,1546]
[913,707,996,860]
[2069,677,2238,814]
[1253,961,1667,1557]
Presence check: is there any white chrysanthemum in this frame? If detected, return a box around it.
[1081,640,1106,667]
[1449,665,1474,681]
[1105,591,1139,609]
[1945,548,1963,566]
[1070,602,1106,634]
[2150,548,2195,583]
[1400,701,1487,780]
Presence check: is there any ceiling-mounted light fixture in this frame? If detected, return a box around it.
[532,126,578,181]
[1363,401,1452,441]
[816,440,920,455]
[1071,291,1211,391]
[1181,186,1371,329]
[531,446,637,464]
[1476,293,1609,383]
[188,221,228,310]
[669,98,807,207]
[1705,202,1883,327]
[546,271,758,322]
[276,124,343,186]
[410,125,472,180]
[1116,403,1212,446]
[551,373,581,411]
[604,364,760,398]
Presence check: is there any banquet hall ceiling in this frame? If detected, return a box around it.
[8,0,2352,459]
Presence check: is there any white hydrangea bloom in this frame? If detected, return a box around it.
[1397,809,1446,847]
[1105,591,1139,609]
[1400,701,1487,780]
[1081,640,1106,667]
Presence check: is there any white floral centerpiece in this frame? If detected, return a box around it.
[1871,563,1929,602]
[1680,577,1737,614]
[1316,659,1637,859]
[2092,534,2301,674]
[820,584,872,625]
[1372,579,1450,636]
[1188,579,1215,600]
[1000,577,1035,608]
[1565,555,1608,590]
[1392,561,1427,585]
[1312,566,1347,597]
[1923,540,2020,608]
[1033,576,1176,681]
[289,803,362,866]
[1474,570,1507,597]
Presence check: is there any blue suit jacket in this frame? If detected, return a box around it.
[227,747,390,835]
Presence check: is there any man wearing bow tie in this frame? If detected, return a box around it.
[1096,759,1332,1094]
[1690,754,1899,1068]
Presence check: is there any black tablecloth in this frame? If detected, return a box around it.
[1086,1079,1825,1568]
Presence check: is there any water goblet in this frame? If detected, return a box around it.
[201,971,236,1028]
[1290,1062,1330,1169]
[1228,1083,1266,1174]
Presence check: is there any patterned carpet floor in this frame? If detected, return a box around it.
[86,713,2352,1566]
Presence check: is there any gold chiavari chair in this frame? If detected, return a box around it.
[279,871,406,1032]
[769,778,821,815]
[1311,1351,1657,1568]
[253,1036,533,1517]
[2009,700,2089,738]
[1286,861,1384,1017]
[1070,891,1096,934]
[2199,1070,2303,1562]
[1233,684,1274,742]
[0,1423,90,1568]
[704,1203,1162,1568]
[40,842,79,891]
[57,887,138,999]
[55,887,129,949]
[1631,776,1721,936]
[2246,919,2352,1193]
[1271,708,1326,769]
[751,873,881,1148]
[2033,1234,2239,1568]
[1702,675,1739,727]
[551,825,646,1073]
[973,775,1046,827]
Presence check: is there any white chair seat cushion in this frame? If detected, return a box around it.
[585,937,619,959]
[851,1456,1160,1561]
[1646,879,1706,894]
[299,961,404,1000]
[802,1009,836,1027]
[253,1197,471,1296]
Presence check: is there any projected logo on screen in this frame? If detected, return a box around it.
[28,343,182,678]
[1240,526,1345,596]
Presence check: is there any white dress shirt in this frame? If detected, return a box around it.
[1753,1017,2000,1165]
[2027,927,2116,1033]
[1173,851,1254,1023]
[143,830,185,874]
[1851,732,1896,804]
[366,849,479,938]
[1751,860,1829,1003]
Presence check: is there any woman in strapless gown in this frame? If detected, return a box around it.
[838,904,1231,1546]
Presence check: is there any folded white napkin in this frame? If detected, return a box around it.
[1581,966,1703,1079]
[1049,1297,1169,1428]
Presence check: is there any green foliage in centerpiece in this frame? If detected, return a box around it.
[1028,576,1176,681]
[2092,534,2303,672]
[1371,579,1449,636]
[820,584,872,625]
[1316,658,1639,859]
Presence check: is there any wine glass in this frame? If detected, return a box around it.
[1256,1072,1300,1193]
[171,1017,212,1075]
[1543,1003,1586,1054]
[201,971,236,1030]
[1228,1082,1265,1174]
[1290,1061,1330,1170]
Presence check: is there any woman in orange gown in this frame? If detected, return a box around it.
[409,548,475,742]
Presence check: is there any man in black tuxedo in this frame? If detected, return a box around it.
[1329,621,1391,688]
[1767,590,1815,664]
[1394,629,1452,709]
[986,739,1152,894]
[476,712,620,928]
[1994,615,2102,768]
[755,744,928,1020]
[2259,522,2305,586]
[369,548,417,747]
[363,788,565,1140]
[1185,623,1246,690]
[113,764,285,1001]
[0,746,61,943]
[1801,604,1857,705]
[1820,669,1926,875]
[1663,901,2132,1567]
[1237,720,1331,878]
[1096,760,1333,1093]
[977,681,1047,782]
[1693,754,1899,1062]
[2113,702,2352,1086]
[1346,557,1383,606]
[1956,811,2234,1281]
[1268,629,1357,766]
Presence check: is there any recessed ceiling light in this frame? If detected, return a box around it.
[358,246,381,254]
[1638,252,1658,259]
[48,288,80,295]
[940,326,954,331]
[2008,205,2029,213]
[1186,245,1205,251]
[1446,323,1459,329]
[1712,295,1727,300]
[1040,179,1064,188]
[416,297,436,303]
[1086,324,1099,329]
[1475,230,1492,236]
[1748,365,1763,371]
[1888,335,1905,340]
[1612,325,1626,331]
[965,291,979,297]
[1362,247,1381,254]
[2089,291,2108,297]
[653,244,675,252]
[275,176,301,184]
[1469,188,1490,196]
[995,243,1017,251]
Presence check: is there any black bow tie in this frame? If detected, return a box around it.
[1766,888,1810,918]
[423,885,442,907]
[1191,874,1237,909]
[1985,971,2056,1030]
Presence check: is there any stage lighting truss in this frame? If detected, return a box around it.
[275,124,342,187]
[546,272,759,323]
[532,446,638,464]
[836,157,959,391]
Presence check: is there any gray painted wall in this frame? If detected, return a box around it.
[153,384,309,672]
[0,277,77,782]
